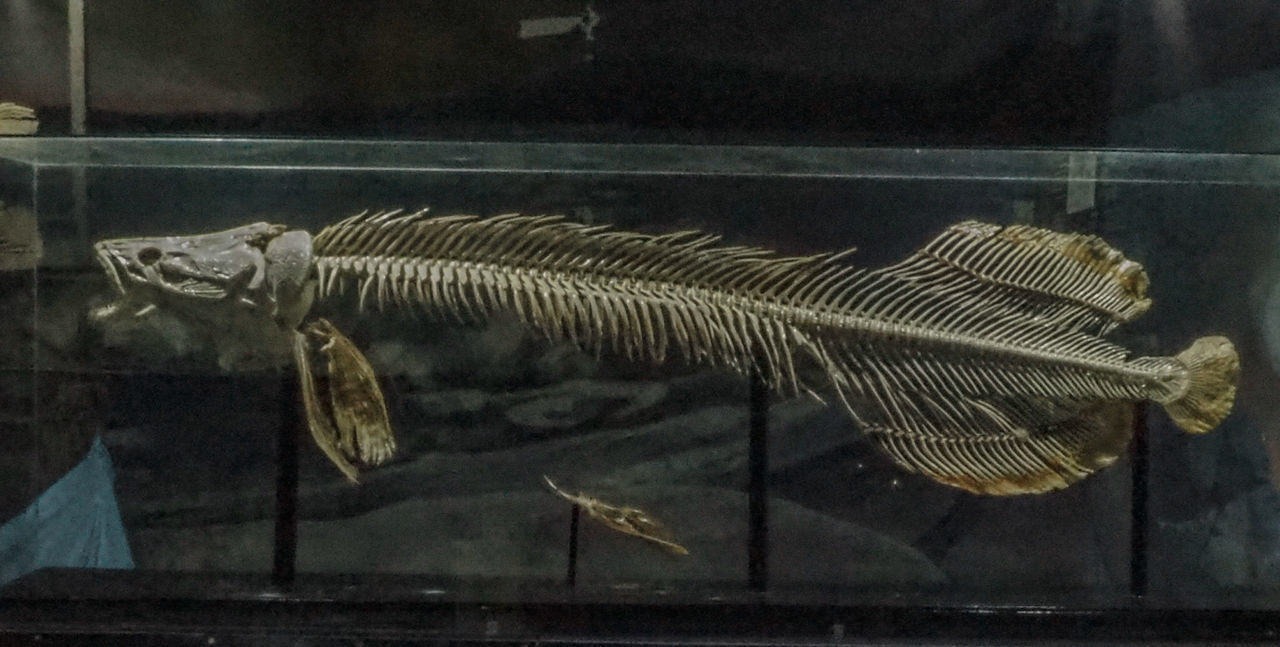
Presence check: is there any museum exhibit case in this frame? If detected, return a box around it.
[0,137,1278,643]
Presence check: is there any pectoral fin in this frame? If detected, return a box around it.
[304,318,397,467]
[291,329,359,483]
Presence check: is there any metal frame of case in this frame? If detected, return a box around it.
[2,137,1279,645]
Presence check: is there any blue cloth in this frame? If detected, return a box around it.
[0,435,134,586]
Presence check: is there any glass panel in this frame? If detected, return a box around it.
[1102,179,1280,605]
[0,137,1275,618]
[0,158,38,533]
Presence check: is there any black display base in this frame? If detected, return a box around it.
[5,569,1280,646]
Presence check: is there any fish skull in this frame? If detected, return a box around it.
[91,222,316,370]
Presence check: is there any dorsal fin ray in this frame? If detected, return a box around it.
[310,210,1234,494]
[882,221,1152,335]
[312,210,860,397]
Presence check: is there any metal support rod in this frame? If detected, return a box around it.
[27,172,42,507]
[747,367,769,590]
[67,0,91,266]
[67,0,87,135]
[273,373,301,588]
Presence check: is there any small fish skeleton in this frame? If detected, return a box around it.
[91,210,1239,494]
[543,475,689,555]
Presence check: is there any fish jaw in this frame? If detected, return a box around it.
[95,240,126,296]
[91,239,174,322]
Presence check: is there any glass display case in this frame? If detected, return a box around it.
[1,137,1279,643]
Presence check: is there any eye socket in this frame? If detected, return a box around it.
[137,247,163,265]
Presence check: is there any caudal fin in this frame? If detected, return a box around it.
[1163,336,1239,434]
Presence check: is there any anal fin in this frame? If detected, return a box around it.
[867,401,1136,495]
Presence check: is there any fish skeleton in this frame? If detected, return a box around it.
[91,209,1239,494]
[542,475,689,556]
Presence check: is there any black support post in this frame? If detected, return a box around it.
[566,504,580,588]
[748,368,769,591]
[273,372,300,589]
[1129,402,1149,599]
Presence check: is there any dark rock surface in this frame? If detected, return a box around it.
[131,486,946,588]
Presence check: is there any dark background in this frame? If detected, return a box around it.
[5,0,1280,148]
